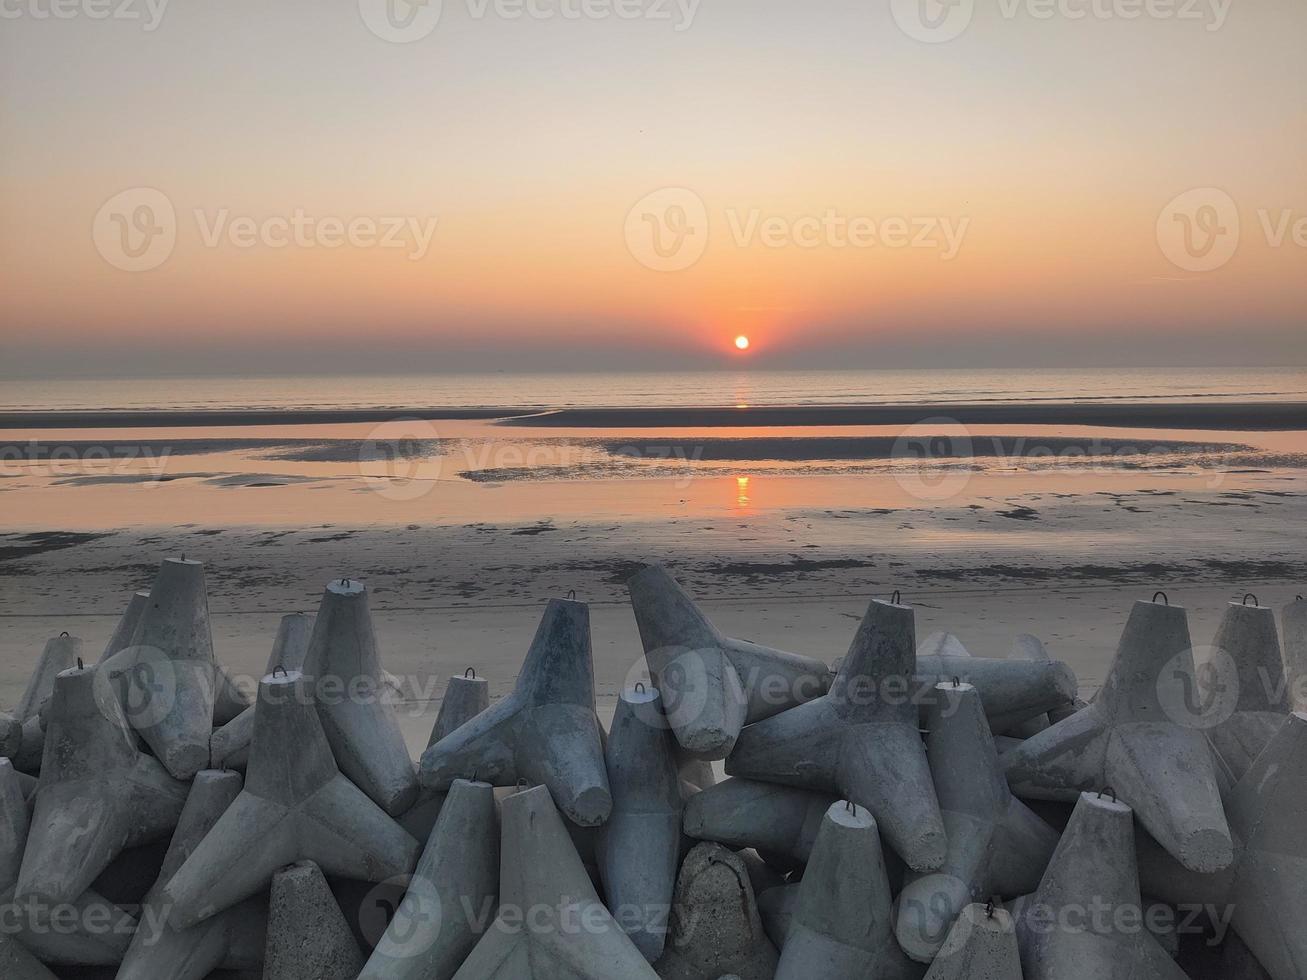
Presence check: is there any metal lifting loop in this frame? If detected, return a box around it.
[634,681,646,694]
[516,777,530,791]
[341,577,351,587]
[76,657,84,670]
[985,898,996,919]
[567,589,577,600]
[60,631,70,637]
[952,676,961,688]
[845,800,857,816]
[891,590,902,605]
[1152,591,1169,606]
[272,664,287,678]
[1098,785,1117,803]
[464,667,476,679]
[1243,593,1259,606]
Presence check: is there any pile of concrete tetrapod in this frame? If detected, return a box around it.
[1,558,1303,980]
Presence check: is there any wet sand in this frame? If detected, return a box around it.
[5,399,1307,430]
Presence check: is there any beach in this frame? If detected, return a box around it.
[3,405,1304,752]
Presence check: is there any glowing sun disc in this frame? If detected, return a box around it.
[734,335,750,351]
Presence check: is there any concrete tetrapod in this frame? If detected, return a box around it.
[775,801,922,980]
[916,649,1079,736]
[595,686,684,962]
[97,590,150,664]
[627,564,830,759]
[360,779,499,980]
[302,578,418,815]
[922,904,1022,980]
[8,632,80,775]
[400,673,492,841]
[14,663,188,905]
[727,597,947,871]
[1016,791,1188,979]
[428,670,491,747]
[210,612,316,771]
[682,777,836,865]
[109,557,222,780]
[158,669,420,929]
[1004,597,1234,873]
[654,842,779,980]
[1,757,141,969]
[451,783,659,979]
[1137,711,1307,980]
[1199,598,1293,782]
[117,769,268,980]
[895,683,1059,962]
[264,860,365,980]
[420,598,613,827]
[1284,596,1306,709]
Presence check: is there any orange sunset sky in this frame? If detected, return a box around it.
[1,0,1303,377]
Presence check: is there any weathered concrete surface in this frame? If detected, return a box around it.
[775,801,922,980]
[728,597,946,871]
[0,715,21,766]
[213,664,252,726]
[1284,596,1306,709]
[627,564,830,759]
[361,779,499,980]
[117,768,267,980]
[1199,600,1292,782]
[209,704,256,772]
[757,883,801,949]
[15,663,188,905]
[428,671,491,747]
[98,591,150,666]
[683,777,835,865]
[421,598,613,827]
[1015,791,1188,980]
[303,578,418,815]
[264,860,365,980]
[595,686,683,962]
[159,670,419,929]
[1005,598,1234,874]
[923,904,1022,980]
[452,784,658,979]
[14,633,79,721]
[895,683,1058,962]
[655,842,779,980]
[1138,711,1307,980]
[916,652,1079,736]
[209,612,316,772]
[112,558,218,780]
[0,933,58,979]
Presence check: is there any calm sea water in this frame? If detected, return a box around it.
[6,366,1307,413]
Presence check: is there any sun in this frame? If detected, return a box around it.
[734,335,750,351]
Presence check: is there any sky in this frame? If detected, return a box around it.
[1,0,1304,378]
